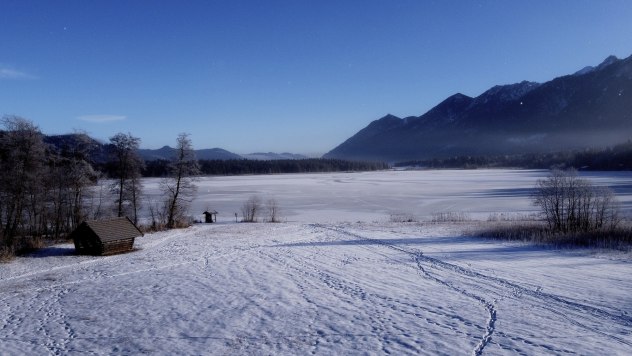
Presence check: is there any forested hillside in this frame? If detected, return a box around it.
[395,141,632,170]
[143,159,389,177]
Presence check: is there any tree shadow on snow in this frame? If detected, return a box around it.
[273,238,558,262]
[473,187,536,198]
[273,236,476,248]
[26,246,76,258]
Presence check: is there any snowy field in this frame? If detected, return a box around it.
[1,169,632,355]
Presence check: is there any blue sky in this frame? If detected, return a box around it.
[2,1,632,155]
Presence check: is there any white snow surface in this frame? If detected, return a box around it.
[2,169,632,355]
[146,169,632,223]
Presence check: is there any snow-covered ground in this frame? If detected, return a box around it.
[2,170,632,355]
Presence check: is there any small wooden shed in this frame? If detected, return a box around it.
[71,217,143,256]
[203,210,218,223]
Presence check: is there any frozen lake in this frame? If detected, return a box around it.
[142,169,632,223]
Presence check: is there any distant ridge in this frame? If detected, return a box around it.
[137,147,307,161]
[241,152,308,160]
[324,54,632,162]
[42,136,307,162]
[137,146,242,161]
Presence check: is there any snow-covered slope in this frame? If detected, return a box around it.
[1,222,631,355]
[2,170,632,355]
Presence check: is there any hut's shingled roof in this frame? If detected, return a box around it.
[84,217,143,243]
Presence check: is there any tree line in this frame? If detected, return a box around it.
[0,116,198,258]
[394,141,632,171]
[1,116,388,258]
[141,158,389,177]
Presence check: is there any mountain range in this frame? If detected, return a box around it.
[43,134,307,162]
[136,146,242,161]
[324,54,632,162]
[136,147,308,161]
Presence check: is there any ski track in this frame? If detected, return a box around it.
[256,247,470,354]
[307,224,498,355]
[312,223,632,354]
[0,228,217,354]
[1,222,631,355]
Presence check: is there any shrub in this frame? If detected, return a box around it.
[487,212,539,222]
[473,221,550,243]
[241,195,262,222]
[475,220,632,250]
[532,169,619,233]
[431,211,470,223]
[473,170,629,250]
[0,244,15,262]
[265,198,281,223]
[389,213,417,223]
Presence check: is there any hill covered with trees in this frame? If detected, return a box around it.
[394,141,632,170]
[143,158,389,177]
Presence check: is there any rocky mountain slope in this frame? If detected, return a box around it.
[325,54,632,162]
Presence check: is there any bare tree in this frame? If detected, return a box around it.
[532,169,619,233]
[241,195,262,222]
[0,116,47,249]
[144,197,166,231]
[46,150,96,238]
[265,198,281,223]
[591,186,620,230]
[50,132,98,234]
[126,172,143,225]
[108,133,144,224]
[85,173,114,221]
[163,133,199,228]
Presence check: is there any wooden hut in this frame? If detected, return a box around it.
[203,210,218,223]
[71,217,143,255]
